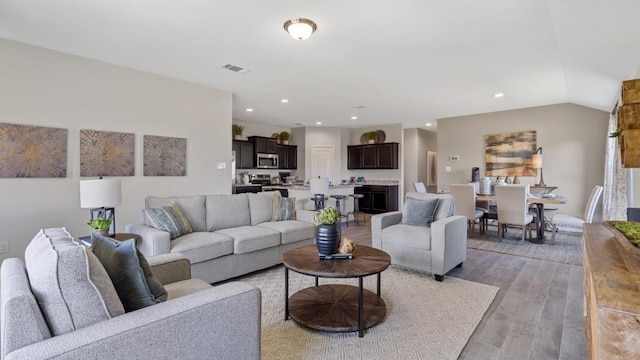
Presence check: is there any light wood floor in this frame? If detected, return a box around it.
[340,215,586,360]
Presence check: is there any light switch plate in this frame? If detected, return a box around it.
[0,241,9,254]
[445,166,452,172]
[217,162,226,169]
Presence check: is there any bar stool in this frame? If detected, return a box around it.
[347,194,365,225]
[311,194,327,210]
[330,195,348,226]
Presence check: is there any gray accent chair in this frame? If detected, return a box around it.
[1,252,261,360]
[371,192,467,281]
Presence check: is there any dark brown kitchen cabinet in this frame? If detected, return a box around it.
[233,140,254,169]
[353,185,398,214]
[276,144,297,169]
[248,136,278,154]
[347,143,398,169]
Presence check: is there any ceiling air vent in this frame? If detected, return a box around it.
[221,64,250,74]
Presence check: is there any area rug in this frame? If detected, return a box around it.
[467,227,583,265]
[239,265,499,360]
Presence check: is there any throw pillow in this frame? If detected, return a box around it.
[401,197,440,227]
[91,233,168,312]
[272,196,296,221]
[24,227,125,336]
[144,202,193,240]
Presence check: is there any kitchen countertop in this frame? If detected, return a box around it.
[263,184,362,190]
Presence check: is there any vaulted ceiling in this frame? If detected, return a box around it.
[1,0,639,130]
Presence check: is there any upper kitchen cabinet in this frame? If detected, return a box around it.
[233,140,254,169]
[248,136,278,154]
[347,143,398,169]
[276,144,297,169]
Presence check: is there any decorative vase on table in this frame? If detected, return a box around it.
[315,224,340,255]
[92,229,109,237]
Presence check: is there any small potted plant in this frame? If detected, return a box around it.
[87,216,112,237]
[232,124,245,140]
[314,207,341,255]
[367,131,377,144]
[279,131,291,145]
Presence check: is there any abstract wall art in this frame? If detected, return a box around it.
[485,131,537,177]
[0,122,68,178]
[143,135,187,176]
[80,129,135,176]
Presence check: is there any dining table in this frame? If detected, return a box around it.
[476,194,568,244]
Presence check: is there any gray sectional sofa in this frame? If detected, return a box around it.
[1,228,261,360]
[125,192,317,284]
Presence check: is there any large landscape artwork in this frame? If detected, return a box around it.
[485,131,537,177]
[0,123,68,178]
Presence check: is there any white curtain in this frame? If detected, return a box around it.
[603,111,628,220]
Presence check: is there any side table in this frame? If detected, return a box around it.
[79,233,142,247]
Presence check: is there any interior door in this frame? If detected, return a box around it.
[311,145,334,184]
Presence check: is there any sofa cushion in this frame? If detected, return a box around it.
[146,196,207,232]
[248,192,277,225]
[272,196,296,221]
[256,220,316,245]
[401,197,439,227]
[91,234,167,312]
[144,203,193,240]
[24,228,125,336]
[381,224,432,250]
[406,192,455,221]
[170,232,234,264]
[205,194,251,231]
[215,226,281,254]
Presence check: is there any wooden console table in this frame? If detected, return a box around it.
[583,223,640,359]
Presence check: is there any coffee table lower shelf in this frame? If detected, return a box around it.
[288,284,386,333]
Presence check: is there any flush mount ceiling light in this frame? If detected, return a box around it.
[283,18,317,40]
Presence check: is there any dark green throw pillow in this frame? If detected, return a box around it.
[91,233,167,312]
[401,197,440,227]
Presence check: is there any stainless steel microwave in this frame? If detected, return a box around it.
[256,153,279,168]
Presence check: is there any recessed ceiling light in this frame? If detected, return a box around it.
[351,116,358,120]
[281,99,289,103]
[246,108,253,112]
[426,123,432,127]
[494,93,504,98]
[315,122,322,125]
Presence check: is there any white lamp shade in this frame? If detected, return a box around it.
[80,179,122,208]
[310,177,330,195]
[531,154,543,169]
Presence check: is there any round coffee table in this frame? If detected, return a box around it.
[282,244,391,337]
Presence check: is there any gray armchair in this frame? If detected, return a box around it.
[371,192,467,281]
[1,252,261,360]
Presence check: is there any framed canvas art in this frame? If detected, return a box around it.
[143,135,187,176]
[80,129,135,176]
[485,131,537,177]
[0,122,67,178]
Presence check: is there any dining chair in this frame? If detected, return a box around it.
[494,185,534,243]
[549,185,603,243]
[449,184,486,234]
[413,182,427,192]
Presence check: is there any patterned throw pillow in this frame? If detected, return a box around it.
[401,197,440,227]
[272,196,296,221]
[144,203,193,240]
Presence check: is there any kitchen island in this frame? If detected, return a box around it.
[263,184,361,213]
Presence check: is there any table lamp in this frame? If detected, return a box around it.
[80,178,122,236]
[531,147,546,187]
[310,177,330,210]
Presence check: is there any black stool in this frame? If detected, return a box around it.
[347,194,365,225]
[330,195,348,226]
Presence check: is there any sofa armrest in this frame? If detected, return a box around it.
[147,253,191,285]
[371,211,402,249]
[124,223,170,257]
[5,282,261,360]
[295,209,317,224]
[430,215,467,275]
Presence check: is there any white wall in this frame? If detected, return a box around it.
[437,103,609,218]
[0,39,232,261]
